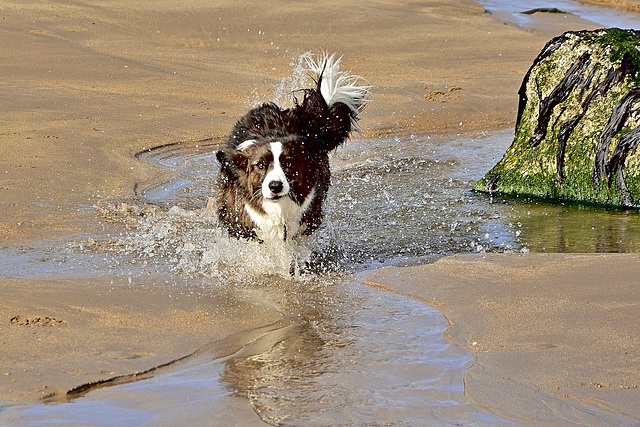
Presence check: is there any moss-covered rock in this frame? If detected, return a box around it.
[475,29,640,207]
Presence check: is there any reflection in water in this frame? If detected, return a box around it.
[219,279,482,426]
[507,200,640,253]
[118,130,640,425]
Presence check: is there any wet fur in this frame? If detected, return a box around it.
[216,54,368,242]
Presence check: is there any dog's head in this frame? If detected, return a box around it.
[216,136,317,206]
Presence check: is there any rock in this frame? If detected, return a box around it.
[475,29,640,207]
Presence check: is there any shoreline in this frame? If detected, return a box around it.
[0,275,284,405]
[366,253,640,424]
[1,0,639,423]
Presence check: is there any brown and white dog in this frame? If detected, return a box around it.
[215,54,369,243]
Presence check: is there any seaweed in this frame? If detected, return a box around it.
[476,29,640,208]
[521,8,569,15]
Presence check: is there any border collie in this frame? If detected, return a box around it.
[216,54,369,242]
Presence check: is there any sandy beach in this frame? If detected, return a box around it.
[578,0,640,13]
[1,0,638,423]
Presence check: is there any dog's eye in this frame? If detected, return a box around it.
[282,159,293,169]
[254,161,266,170]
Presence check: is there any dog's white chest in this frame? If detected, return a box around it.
[244,189,315,242]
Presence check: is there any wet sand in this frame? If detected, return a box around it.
[366,253,640,423]
[0,275,283,403]
[1,0,637,422]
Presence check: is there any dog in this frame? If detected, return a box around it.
[215,54,369,243]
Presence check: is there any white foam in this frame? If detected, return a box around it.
[272,51,314,106]
[96,201,339,281]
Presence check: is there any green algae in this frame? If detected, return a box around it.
[475,29,640,207]
[584,28,640,74]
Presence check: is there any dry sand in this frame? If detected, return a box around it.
[1,0,637,423]
[578,0,640,13]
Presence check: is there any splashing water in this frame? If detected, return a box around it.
[92,116,640,290]
[271,51,314,106]
[94,199,346,282]
[92,126,527,288]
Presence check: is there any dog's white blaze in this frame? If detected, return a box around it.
[237,139,256,151]
[262,142,290,199]
[245,186,317,242]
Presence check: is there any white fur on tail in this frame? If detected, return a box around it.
[305,53,370,132]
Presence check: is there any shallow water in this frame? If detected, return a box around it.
[4,127,640,426]
[134,130,524,274]
[477,0,640,30]
[1,278,509,426]
[135,129,640,267]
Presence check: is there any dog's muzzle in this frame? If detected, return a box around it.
[266,180,287,200]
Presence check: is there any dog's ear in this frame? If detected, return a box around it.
[216,149,248,181]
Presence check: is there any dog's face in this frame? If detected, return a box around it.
[217,137,315,206]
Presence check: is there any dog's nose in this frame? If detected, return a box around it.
[268,180,284,194]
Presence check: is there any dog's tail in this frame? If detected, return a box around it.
[305,53,370,134]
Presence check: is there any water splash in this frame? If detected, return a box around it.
[88,129,528,286]
[93,200,345,282]
[271,51,313,107]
